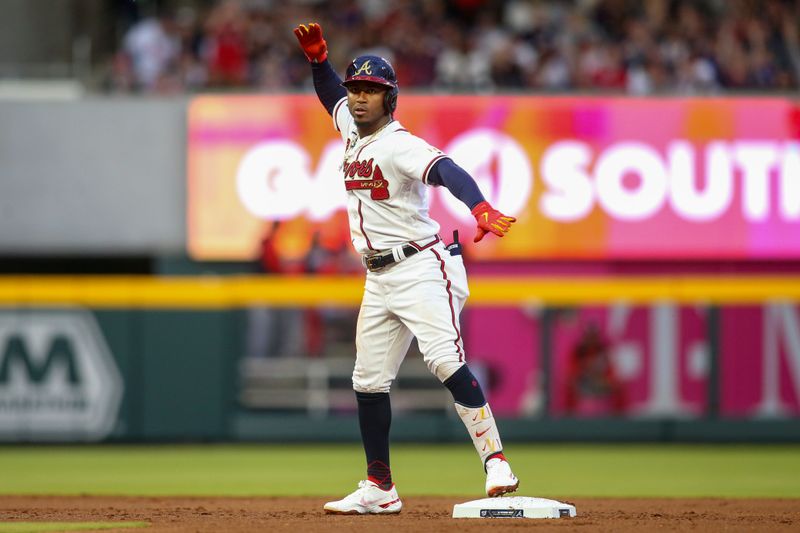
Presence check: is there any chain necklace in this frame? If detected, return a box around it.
[342,118,394,169]
[359,118,394,141]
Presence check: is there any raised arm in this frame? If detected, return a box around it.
[429,159,516,242]
[294,23,346,115]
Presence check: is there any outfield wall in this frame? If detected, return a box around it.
[1,276,799,443]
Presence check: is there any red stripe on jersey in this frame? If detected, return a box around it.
[431,248,464,361]
[422,154,448,184]
[333,98,346,132]
[408,235,440,251]
[357,199,376,251]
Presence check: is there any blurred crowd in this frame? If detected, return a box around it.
[110,0,800,95]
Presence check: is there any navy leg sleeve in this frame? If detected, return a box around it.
[443,364,487,408]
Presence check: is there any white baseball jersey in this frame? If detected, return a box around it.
[332,97,448,254]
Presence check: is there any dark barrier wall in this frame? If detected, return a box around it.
[96,310,240,441]
[0,308,238,442]
[2,299,799,444]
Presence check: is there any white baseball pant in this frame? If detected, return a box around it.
[352,238,468,392]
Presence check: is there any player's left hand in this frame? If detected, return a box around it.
[471,201,516,243]
[293,22,328,63]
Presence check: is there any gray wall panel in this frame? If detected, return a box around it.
[0,0,72,66]
[0,98,186,254]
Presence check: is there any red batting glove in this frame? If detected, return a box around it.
[293,22,328,63]
[471,201,516,243]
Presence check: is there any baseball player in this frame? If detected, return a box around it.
[294,23,519,515]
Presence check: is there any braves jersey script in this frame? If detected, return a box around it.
[332,97,448,254]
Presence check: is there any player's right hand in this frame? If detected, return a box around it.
[471,201,516,243]
[293,22,328,63]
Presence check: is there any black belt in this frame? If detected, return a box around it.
[364,244,419,272]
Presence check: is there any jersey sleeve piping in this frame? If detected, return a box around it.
[333,97,347,132]
[422,154,449,184]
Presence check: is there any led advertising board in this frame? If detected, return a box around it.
[188,96,800,261]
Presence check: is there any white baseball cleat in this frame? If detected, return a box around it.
[485,457,520,497]
[323,480,403,515]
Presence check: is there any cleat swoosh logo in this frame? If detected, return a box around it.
[359,491,395,509]
[379,498,401,508]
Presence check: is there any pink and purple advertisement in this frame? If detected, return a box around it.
[188,95,800,261]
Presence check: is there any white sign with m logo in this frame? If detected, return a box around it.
[0,310,123,441]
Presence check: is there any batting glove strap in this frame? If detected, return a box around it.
[470,201,516,243]
[293,22,328,63]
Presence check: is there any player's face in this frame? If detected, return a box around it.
[346,82,389,130]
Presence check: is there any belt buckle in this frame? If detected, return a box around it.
[365,255,382,272]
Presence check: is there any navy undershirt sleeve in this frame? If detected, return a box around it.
[428,158,486,210]
[311,60,347,115]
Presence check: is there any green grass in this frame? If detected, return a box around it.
[0,523,147,532]
[1,444,798,498]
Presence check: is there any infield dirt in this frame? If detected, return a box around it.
[1,495,798,532]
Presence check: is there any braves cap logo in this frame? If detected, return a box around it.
[354,60,372,76]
